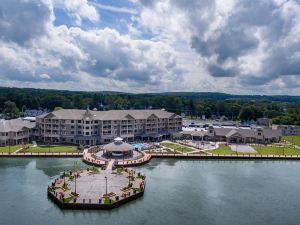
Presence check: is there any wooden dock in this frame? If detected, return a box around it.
[150,152,300,160]
[0,152,83,157]
[1,151,300,161]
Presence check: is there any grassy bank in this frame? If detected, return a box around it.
[0,145,22,153]
[26,145,78,153]
[283,136,300,147]
[253,145,300,155]
[208,144,236,155]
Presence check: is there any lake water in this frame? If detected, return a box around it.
[1,158,300,225]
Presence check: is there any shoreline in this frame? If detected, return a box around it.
[1,151,300,160]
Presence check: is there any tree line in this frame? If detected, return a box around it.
[0,87,299,125]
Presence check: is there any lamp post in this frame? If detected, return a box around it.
[8,139,11,154]
[128,170,131,186]
[75,173,77,194]
[73,161,77,193]
[293,136,295,150]
[105,176,107,195]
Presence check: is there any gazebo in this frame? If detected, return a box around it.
[98,137,134,158]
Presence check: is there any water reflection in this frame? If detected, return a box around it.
[0,158,32,168]
[35,158,86,177]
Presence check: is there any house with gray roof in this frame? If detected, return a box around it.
[0,118,36,146]
[174,126,281,144]
[272,124,300,136]
[206,126,281,144]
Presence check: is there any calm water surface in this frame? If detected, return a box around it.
[1,158,300,225]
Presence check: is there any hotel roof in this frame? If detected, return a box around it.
[37,109,179,120]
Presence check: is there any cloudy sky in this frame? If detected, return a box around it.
[0,0,300,95]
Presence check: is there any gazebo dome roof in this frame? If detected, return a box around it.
[100,137,134,153]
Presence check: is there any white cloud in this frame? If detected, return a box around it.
[0,0,299,95]
[53,0,99,25]
[0,0,185,92]
[91,2,137,14]
[39,73,51,79]
[135,0,300,94]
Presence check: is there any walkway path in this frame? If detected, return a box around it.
[13,148,23,153]
[106,160,115,170]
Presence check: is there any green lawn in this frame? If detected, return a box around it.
[283,136,300,147]
[0,145,23,153]
[253,145,300,155]
[160,142,194,153]
[208,144,300,155]
[208,144,236,155]
[27,145,78,153]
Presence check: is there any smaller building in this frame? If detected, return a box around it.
[257,118,272,127]
[174,126,282,144]
[272,124,300,136]
[207,126,281,144]
[97,137,134,157]
[0,118,36,146]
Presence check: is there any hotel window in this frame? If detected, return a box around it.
[85,132,90,135]
[71,126,74,129]
[86,121,90,124]
[71,120,74,123]
[77,120,81,123]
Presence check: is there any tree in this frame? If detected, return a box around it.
[73,95,84,109]
[3,101,20,119]
[239,105,256,121]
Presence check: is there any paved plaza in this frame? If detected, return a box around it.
[229,144,257,153]
[50,167,145,205]
[178,140,217,150]
[69,170,128,200]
